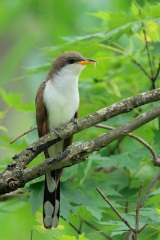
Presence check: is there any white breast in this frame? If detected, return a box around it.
[43,67,80,130]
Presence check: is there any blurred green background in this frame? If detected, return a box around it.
[1,0,160,240]
[0,0,132,137]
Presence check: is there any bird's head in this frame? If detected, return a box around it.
[47,51,96,80]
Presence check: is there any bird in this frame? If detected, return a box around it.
[35,51,96,229]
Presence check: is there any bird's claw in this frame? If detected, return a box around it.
[52,128,60,137]
[70,118,79,128]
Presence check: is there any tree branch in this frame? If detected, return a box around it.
[95,124,158,162]
[11,88,160,169]
[1,89,160,194]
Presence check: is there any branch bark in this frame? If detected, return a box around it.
[1,88,160,194]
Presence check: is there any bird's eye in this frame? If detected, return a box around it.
[67,57,76,64]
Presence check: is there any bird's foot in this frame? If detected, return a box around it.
[52,128,61,137]
[70,118,79,129]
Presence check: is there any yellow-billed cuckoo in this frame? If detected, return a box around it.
[35,51,96,229]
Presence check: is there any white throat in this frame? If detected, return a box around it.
[43,64,85,130]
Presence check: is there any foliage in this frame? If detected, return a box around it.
[0,0,160,239]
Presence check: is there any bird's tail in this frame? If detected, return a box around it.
[43,170,61,228]
[42,137,72,228]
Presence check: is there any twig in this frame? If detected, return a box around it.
[133,11,159,85]
[97,186,148,239]
[141,23,154,79]
[0,189,25,201]
[79,219,83,233]
[60,216,82,234]
[81,218,113,240]
[135,181,144,239]
[10,126,37,144]
[69,221,81,234]
[94,166,116,173]
[138,223,148,233]
[153,62,160,81]
[124,179,132,215]
[146,170,160,195]
[140,18,154,81]
[109,138,123,155]
[124,231,134,240]
[132,59,151,80]
[95,124,159,163]
[30,229,33,240]
[156,64,160,130]
[96,187,135,233]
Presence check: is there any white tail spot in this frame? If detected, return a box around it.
[46,172,57,193]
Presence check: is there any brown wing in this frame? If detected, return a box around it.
[63,111,78,150]
[35,82,49,158]
[35,82,47,137]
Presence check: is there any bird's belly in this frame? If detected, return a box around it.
[49,107,71,129]
[43,83,79,130]
[47,96,79,130]
[46,95,79,157]
[43,80,79,157]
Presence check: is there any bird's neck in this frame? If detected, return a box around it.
[52,70,79,91]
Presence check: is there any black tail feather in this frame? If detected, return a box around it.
[43,170,60,228]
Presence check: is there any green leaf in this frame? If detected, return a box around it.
[0,88,35,111]
[92,152,140,170]
[119,186,139,200]
[61,182,104,221]
[135,207,160,225]
[131,1,141,17]
[60,191,73,221]
[142,2,160,19]
[111,226,129,236]
[98,220,123,226]
[60,235,76,240]
[149,189,160,196]
[78,234,89,240]
[145,194,160,207]
[149,42,160,58]
[78,159,93,185]
[26,63,50,74]
[0,125,7,132]
[61,32,106,43]
[0,87,21,106]
[27,181,43,213]
[0,110,8,121]
[90,11,110,22]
